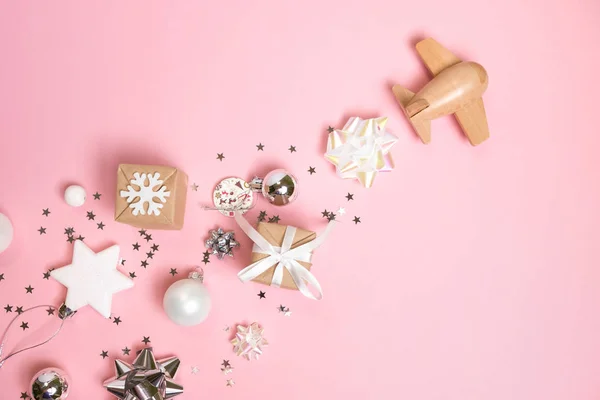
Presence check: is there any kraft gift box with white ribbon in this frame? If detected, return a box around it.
[234,212,334,300]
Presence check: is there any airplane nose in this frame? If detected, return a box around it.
[471,62,488,86]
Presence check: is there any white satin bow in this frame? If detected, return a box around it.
[234,212,334,300]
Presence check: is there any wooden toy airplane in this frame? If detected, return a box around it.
[393,38,490,146]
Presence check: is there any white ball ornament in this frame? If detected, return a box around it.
[163,270,211,326]
[0,213,14,254]
[64,185,86,207]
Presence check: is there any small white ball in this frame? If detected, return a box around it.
[64,185,86,207]
[0,213,13,254]
[163,278,211,326]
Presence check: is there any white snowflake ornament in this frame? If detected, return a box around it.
[120,172,171,216]
[115,164,189,230]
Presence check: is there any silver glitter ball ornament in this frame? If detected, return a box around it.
[30,367,70,400]
[253,169,298,206]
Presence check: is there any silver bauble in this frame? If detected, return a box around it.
[30,367,70,400]
[258,169,298,206]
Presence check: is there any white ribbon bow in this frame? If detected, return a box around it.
[234,212,334,300]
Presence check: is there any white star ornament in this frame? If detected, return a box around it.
[51,240,134,318]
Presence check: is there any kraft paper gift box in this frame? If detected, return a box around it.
[115,164,188,230]
[251,222,316,290]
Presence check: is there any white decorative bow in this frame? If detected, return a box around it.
[324,116,398,188]
[234,212,334,300]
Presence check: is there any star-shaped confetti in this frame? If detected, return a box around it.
[221,366,233,375]
[97,222,105,230]
[93,192,102,200]
[20,392,29,399]
[20,321,29,330]
[129,272,137,279]
[141,260,149,268]
[202,258,210,265]
[256,143,265,151]
[217,153,225,161]
[76,234,85,241]
[169,268,178,276]
[202,250,211,258]
[86,211,96,220]
[191,183,199,191]
[38,227,47,235]
[321,209,329,218]
[122,347,131,356]
[258,291,266,299]
[226,379,235,387]
[142,336,151,345]
[0,273,4,282]
[151,243,159,252]
[112,316,122,325]
[258,210,267,222]
[4,304,12,313]
[327,126,335,133]
[337,207,346,215]
[327,213,336,222]
[43,271,51,280]
[138,229,147,236]
[277,304,292,316]
[191,366,199,375]
[221,360,231,368]
[146,251,154,259]
[46,307,55,316]
[267,215,280,223]
[144,234,152,242]
[308,166,316,175]
[25,285,34,294]
[288,145,296,153]
[353,216,361,224]
[223,326,230,332]
[15,306,24,315]
[346,193,354,201]
[120,259,126,266]
[64,227,75,235]
[132,242,140,251]
[100,350,109,359]
[42,208,51,217]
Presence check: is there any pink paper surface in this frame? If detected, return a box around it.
[1,1,600,399]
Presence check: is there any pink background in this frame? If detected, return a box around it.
[1,1,600,399]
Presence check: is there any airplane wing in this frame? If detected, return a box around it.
[454,98,489,146]
[416,38,462,76]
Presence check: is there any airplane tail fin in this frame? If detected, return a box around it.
[392,84,415,107]
[392,84,432,144]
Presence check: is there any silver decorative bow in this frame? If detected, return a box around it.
[104,348,183,400]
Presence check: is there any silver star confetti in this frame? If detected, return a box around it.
[205,228,239,259]
[231,322,268,361]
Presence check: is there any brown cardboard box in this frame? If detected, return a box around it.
[115,164,188,230]
[251,222,316,290]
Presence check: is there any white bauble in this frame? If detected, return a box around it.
[64,185,86,207]
[0,213,13,254]
[163,274,211,326]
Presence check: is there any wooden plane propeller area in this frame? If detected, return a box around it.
[393,38,490,146]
